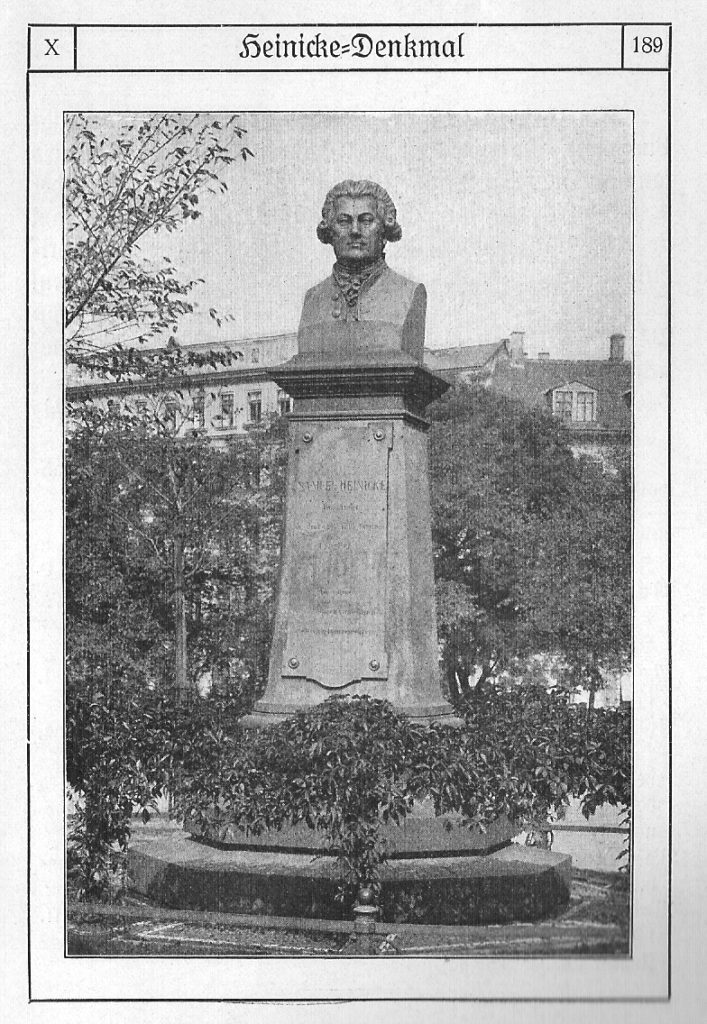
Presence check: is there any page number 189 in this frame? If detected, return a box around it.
[633,36,663,53]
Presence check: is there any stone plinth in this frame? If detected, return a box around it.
[252,351,452,721]
[190,800,518,855]
[128,818,572,926]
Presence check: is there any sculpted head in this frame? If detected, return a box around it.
[317,180,402,264]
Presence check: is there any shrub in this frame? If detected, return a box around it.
[174,691,632,903]
[66,671,252,900]
[67,681,630,904]
[177,696,419,896]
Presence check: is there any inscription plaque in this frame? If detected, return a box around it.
[281,421,392,688]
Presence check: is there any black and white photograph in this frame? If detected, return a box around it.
[63,108,634,958]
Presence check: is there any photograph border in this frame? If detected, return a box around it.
[24,19,668,1003]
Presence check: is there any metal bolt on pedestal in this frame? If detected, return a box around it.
[287,657,300,669]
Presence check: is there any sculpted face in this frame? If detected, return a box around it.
[330,195,385,264]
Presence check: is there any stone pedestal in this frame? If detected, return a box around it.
[128,817,572,926]
[251,350,454,721]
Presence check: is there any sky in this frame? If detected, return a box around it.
[136,111,632,360]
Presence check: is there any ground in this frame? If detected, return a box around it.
[67,868,629,957]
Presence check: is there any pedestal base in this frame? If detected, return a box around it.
[240,703,462,730]
[127,819,572,926]
[188,798,518,856]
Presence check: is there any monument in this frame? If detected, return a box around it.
[130,181,572,925]
[251,179,454,721]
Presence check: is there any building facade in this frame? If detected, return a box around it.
[66,327,298,439]
[426,331,631,455]
[67,321,631,452]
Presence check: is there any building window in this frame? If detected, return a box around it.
[575,391,596,422]
[552,385,597,424]
[277,389,293,415]
[251,347,260,363]
[219,393,235,429]
[553,391,573,421]
[164,400,179,432]
[248,390,262,423]
[191,395,205,430]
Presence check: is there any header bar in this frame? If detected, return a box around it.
[29,23,671,72]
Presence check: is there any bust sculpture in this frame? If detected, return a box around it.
[297,179,427,363]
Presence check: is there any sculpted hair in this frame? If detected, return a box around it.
[317,179,403,245]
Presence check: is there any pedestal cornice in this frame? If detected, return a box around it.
[270,353,449,423]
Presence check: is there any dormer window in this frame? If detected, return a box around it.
[549,382,598,423]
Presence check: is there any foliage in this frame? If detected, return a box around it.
[65,112,253,377]
[66,670,250,901]
[66,673,630,903]
[66,380,632,904]
[458,685,631,823]
[65,404,286,698]
[428,383,631,697]
[175,692,631,904]
[178,696,418,895]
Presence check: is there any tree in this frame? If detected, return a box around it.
[516,451,631,706]
[428,382,631,700]
[66,401,286,700]
[65,112,253,377]
[63,110,278,696]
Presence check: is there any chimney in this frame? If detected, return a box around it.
[508,330,525,365]
[609,333,625,362]
[538,351,550,361]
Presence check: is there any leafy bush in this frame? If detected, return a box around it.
[66,670,252,900]
[174,691,632,903]
[67,681,630,904]
[177,696,420,894]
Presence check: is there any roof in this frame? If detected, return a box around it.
[425,341,505,371]
[66,317,298,387]
[68,311,297,351]
[493,359,632,431]
[544,379,599,394]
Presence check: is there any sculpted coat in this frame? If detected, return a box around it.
[297,263,427,363]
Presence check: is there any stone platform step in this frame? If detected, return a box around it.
[189,800,517,856]
[127,819,571,926]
